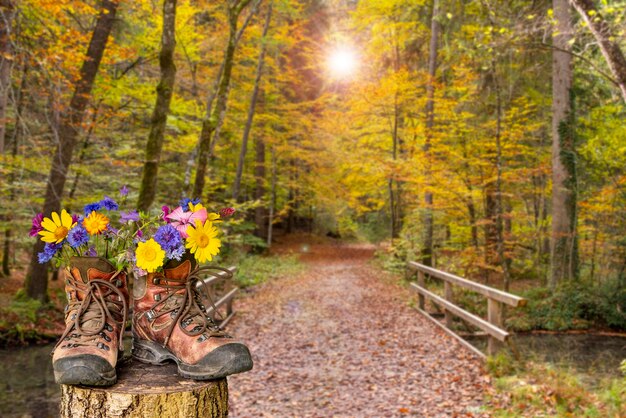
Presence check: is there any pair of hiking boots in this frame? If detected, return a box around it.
[52,257,253,386]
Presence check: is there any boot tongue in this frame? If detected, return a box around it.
[69,256,116,284]
[163,259,194,281]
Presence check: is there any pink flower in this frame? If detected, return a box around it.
[29,213,44,237]
[219,207,236,218]
[165,206,207,238]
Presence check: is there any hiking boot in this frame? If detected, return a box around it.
[52,257,129,386]
[132,259,253,380]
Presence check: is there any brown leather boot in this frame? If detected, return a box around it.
[132,259,252,380]
[52,257,129,386]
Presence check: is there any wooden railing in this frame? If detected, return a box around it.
[407,261,526,358]
[197,266,239,329]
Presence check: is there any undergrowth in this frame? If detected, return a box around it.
[486,352,626,417]
[233,254,303,288]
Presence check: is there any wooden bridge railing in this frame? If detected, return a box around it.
[197,265,239,329]
[407,261,527,358]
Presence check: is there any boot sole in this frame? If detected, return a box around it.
[53,354,117,386]
[132,339,253,380]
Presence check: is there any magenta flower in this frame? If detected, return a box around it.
[219,207,236,218]
[165,206,207,238]
[29,213,44,237]
[162,205,171,222]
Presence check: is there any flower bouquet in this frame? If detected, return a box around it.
[30,190,248,387]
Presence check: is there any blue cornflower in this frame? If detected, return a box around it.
[100,196,119,211]
[119,185,129,196]
[83,202,102,217]
[154,224,183,259]
[67,225,89,248]
[84,246,97,257]
[38,243,62,264]
[178,197,200,213]
[120,210,140,223]
[167,245,186,261]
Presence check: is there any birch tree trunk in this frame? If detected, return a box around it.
[569,0,626,103]
[137,0,177,212]
[422,0,440,266]
[192,0,254,199]
[24,0,118,301]
[550,0,578,289]
[233,2,272,201]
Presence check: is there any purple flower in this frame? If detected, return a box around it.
[168,245,186,261]
[119,185,129,196]
[120,210,140,223]
[84,246,97,257]
[29,213,44,237]
[105,226,119,237]
[178,197,200,213]
[100,196,119,211]
[219,207,236,218]
[154,224,186,260]
[154,224,183,254]
[37,243,62,264]
[136,229,143,239]
[67,225,89,248]
[71,214,80,224]
[133,266,147,277]
[83,202,101,217]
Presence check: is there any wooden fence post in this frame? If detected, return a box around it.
[487,298,503,355]
[444,281,453,328]
[417,271,425,310]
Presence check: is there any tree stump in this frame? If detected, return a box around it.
[60,359,228,418]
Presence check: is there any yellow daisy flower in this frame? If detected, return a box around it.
[185,220,221,263]
[83,211,109,235]
[188,202,205,212]
[207,212,222,223]
[135,239,165,273]
[38,209,76,243]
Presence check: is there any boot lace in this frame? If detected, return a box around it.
[146,265,232,347]
[53,272,128,354]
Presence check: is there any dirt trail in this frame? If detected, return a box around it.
[228,239,493,417]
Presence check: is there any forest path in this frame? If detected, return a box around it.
[228,237,493,417]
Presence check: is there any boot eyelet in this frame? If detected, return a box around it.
[153,278,161,285]
[197,334,207,342]
[70,313,77,320]
[114,279,122,287]
[97,342,110,351]
[104,323,113,332]
[146,310,156,321]
[154,293,161,301]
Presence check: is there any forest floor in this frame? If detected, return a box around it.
[227,235,496,417]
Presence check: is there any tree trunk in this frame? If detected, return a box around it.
[24,0,118,302]
[492,62,511,291]
[1,46,24,278]
[137,0,177,212]
[192,0,253,199]
[182,0,259,195]
[254,133,267,239]
[267,147,276,247]
[550,0,578,289]
[60,362,228,417]
[422,0,440,266]
[0,0,14,155]
[233,2,272,201]
[569,0,626,103]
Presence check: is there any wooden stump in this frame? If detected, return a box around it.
[60,360,228,418]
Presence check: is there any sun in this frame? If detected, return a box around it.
[327,46,359,79]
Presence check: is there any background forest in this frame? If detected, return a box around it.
[0,0,625,333]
